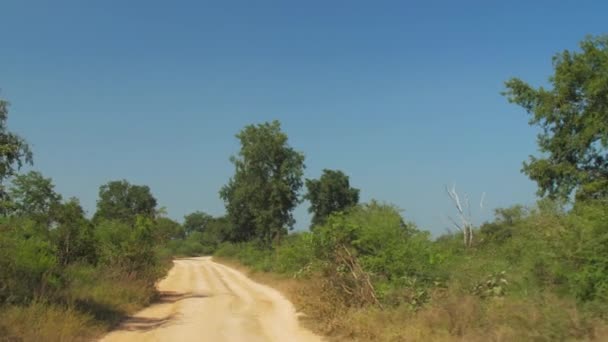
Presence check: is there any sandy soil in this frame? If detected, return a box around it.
[99,257,321,342]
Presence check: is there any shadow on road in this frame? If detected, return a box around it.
[157,291,209,304]
[112,291,209,332]
[117,315,176,332]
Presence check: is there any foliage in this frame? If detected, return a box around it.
[201,216,231,247]
[161,214,231,256]
[52,198,97,266]
[152,216,184,242]
[314,203,434,283]
[0,218,59,304]
[479,205,528,243]
[220,120,305,246]
[7,171,62,226]
[216,199,608,341]
[93,180,158,224]
[274,232,317,275]
[471,271,508,298]
[95,216,161,277]
[0,97,33,209]
[183,211,212,236]
[305,169,360,227]
[0,97,171,341]
[504,35,608,201]
[560,201,608,304]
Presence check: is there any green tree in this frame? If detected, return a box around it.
[504,36,608,201]
[200,216,231,248]
[95,215,159,275]
[0,97,33,211]
[305,169,360,227]
[183,211,212,236]
[220,120,305,245]
[0,218,59,304]
[52,198,96,265]
[93,180,157,224]
[8,171,62,227]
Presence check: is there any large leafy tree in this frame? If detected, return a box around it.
[0,97,33,210]
[8,171,62,227]
[93,180,157,224]
[504,36,608,201]
[200,216,231,247]
[305,169,360,227]
[220,120,305,245]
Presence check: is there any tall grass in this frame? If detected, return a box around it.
[0,302,100,342]
[0,263,167,342]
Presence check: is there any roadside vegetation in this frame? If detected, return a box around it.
[214,36,608,341]
[0,105,226,340]
[1,35,607,341]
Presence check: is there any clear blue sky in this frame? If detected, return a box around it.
[1,1,606,234]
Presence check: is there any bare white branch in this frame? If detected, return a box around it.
[444,184,485,248]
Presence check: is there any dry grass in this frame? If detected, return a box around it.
[215,257,608,342]
[0,266,164,342]
[0,302,102,342]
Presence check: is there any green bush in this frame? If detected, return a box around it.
[560,201,608,304]
[0,218,61,304]
[274,232,317,275]
[171,232,213,256]
[215,241,274,272]
[95,217,163,278]
[314,203,438,284]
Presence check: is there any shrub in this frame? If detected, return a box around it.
[0,218,61,304]
[274,232,317,275]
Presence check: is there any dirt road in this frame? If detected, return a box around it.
[100,257,321,342]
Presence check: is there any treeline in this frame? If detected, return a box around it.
[0,172,194,340]
[0,101,228,340]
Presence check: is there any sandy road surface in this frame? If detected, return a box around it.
[100,257,321,342]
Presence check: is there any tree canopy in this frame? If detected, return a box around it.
[305,169,360,227]
[0,98,33,209]
[93,180,157,224]
[504,35,608,201]
[219,120,305,245]
[52,198,96,265]
[183,211,212,236]
[8,171,62,226]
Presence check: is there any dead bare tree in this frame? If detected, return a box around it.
[445,184,485,248]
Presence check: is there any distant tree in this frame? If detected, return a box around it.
[93,180,157,224]
[52,198,96,265]
[153,217,184,242]
[493,205,528,225]
[0,97,33,212]
[220,120,305,245]
[183,211,212,236]
[479,205,528,244]
[504,36,608,201]
[305,169,360,227]
[201,216,231,246]
[8,171,62,227]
